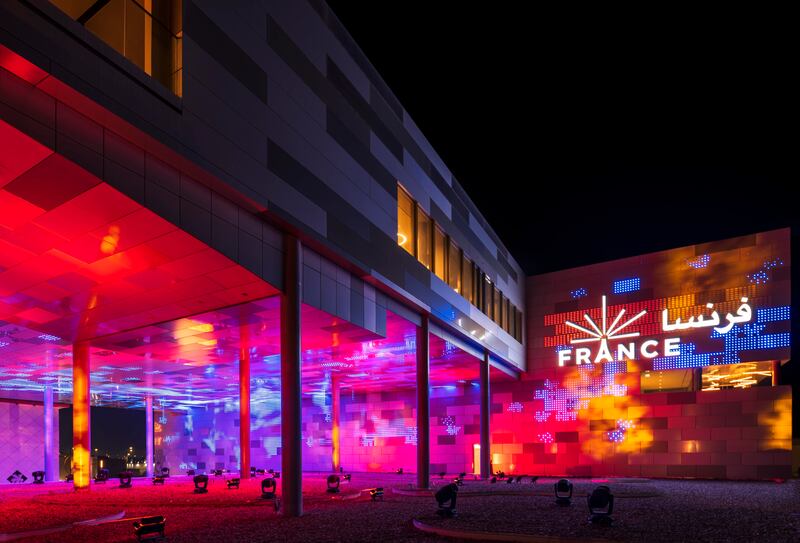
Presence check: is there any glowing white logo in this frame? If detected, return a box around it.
[558,295,680,366]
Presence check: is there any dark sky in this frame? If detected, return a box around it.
[326,3,795,275]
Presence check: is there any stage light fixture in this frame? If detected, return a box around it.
[554,478,572,506]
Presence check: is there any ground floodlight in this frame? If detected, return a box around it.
[490,476,497,484]
[343,473,351,482]
[119,471,133,488]
[160,467,170,478]
[435,483,459,517]
[261,477,280,511]
[32,471,45,484]
[369,487,384,501]
[555,478,572,506]
[95,468,109,483]
[152,475,165,485]
[227,477,240,489]
[327,474,341,493]
[396,467,404,474]
[507,476,514,484]
[439,471,446,479]
[6,470,28,483]
[193,474,209,494]
[186,469,195,476]
[516,475,524,483]
[530,476,539,484]
[133,515,165,541]
[588,485,614,525]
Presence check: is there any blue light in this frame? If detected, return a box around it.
[652,304,791,370]
[570,288,588,299]
[757,306,790,323]
[613,277,640,294]
[687,254,710,269]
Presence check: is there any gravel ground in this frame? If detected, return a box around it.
[0,474,797,542]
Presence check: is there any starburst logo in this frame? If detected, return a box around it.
[558,295,680,366]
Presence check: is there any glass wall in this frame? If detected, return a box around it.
[434,226,446,282]
[447,239,461,293]
[397,186,415,256]
[50,0,183,96]
[416,206,432,270]
[395,183,523,341]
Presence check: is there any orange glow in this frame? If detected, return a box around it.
[72,341,91,490]
[331,374,341,472]
[99,225,121,255]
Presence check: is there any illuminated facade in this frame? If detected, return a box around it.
[491,229,792,479]
[0,0,523,515]
[0,1,792,513]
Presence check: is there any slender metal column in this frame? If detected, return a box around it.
[43,385,57,482]
[331,373,341,473]
[72,341,91,489]
[239,323,251,479]
[480,350,492,478]
[280,235,303,516]
[416,315,430,489]
[145,395,154,477]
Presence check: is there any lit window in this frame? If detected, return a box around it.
[462,255,474,304]
[434,226,446,281]
[701,361,774,391]
[493,286,501,324]
[50,0,183,96]
[641,369,695,393]
[448,239,461,292]
[397,186,414,256]
[416,206,432,270]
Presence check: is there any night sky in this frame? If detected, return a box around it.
[326,3,795,275]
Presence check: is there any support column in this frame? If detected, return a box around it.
[416,315,430,489]
[281,235,303,517]
[772,360,780,386]
[331,373,341,473]
[43,385,57,482]
[145,395,154,478]
[239,325,251,479]
[479,350,492,479]
[72,341,91,490]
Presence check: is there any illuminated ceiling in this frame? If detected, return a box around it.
[0,118,500,410]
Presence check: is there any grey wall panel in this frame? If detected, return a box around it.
[0,0,526,369]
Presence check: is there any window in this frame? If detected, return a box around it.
[641,369,695,393]
[50,0,183,96]
[701,361,774,391]
[448,239,461,292]
[395,183,523,338]
[493,286,502,324]
[397,186,415,256]
[483,277,493,319]
[433,226,446,281]
[416,206,432,270]
[462,255,474,304]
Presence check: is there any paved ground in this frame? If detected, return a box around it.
[0,473,797,542]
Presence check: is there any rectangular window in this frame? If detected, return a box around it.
[397,186,415,257]
[50,0,183,96]
[701,361,774,391]
[448,239,461,292]
[434,226,446,281]
[493,286,502,324]
[641,369,695,393]
[462,255,474,304]
[483,277,493,319]
[509,304,516,337]
[416,206,432,270]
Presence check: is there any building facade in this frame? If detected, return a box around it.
[0,0,792,512]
